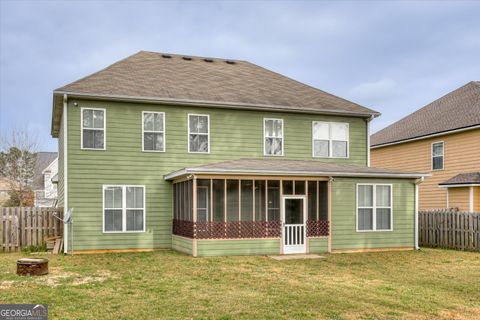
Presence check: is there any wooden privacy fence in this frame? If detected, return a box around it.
[1,207,63,252]
[419,210,480,251]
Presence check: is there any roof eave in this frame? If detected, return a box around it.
[164,168,429,181]
[439,183,480,188]
[51,91,380,137]
[371,124,480,149]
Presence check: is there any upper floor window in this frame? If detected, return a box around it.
[264,118,283,156]
[312,121,348,158]
[188,114,209,153]
[103,185,145,233]
[357,184,392,232]
[143,112,165,152]
[432,141,444,170]
[81,108,105,150]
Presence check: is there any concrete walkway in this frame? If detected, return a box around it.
[269,254,326,260]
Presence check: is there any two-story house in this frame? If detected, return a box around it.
[371,82,480,213]
[51,51,426,256]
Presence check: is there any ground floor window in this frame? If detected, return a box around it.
[357,184,392,232]
[103,185,145,232]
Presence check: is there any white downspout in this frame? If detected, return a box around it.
[63,94,69,254]
[366,115,374,167]
[414,177,424,250]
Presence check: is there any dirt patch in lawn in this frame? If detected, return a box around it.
[35,268,116,287]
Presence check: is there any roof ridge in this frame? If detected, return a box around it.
[243,60,379,115]
[139,50,243,63]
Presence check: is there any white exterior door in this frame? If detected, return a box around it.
[282,196,306,254]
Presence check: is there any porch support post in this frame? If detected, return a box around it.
[192,176,198,257]
[327,177,333,253]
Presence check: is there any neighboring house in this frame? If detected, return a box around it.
[33,152,58,207]
[371,81,480,212]
[50,51,426,256]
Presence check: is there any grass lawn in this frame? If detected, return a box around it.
[1,249,480,319]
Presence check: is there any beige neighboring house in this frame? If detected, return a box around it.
[33,152,58,207]
[371,81,480,212]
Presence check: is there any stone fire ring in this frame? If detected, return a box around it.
[17,258,49,276]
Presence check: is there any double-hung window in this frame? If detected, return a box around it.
[143,112,165,152]
[312,121,349,158]
[357,184,392,232]
[432,141,444,170]
[264,118,283,156]
[82,108,105,149]
[104,185,145,232]
[188,114,209,153]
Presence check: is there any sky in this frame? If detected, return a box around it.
[1,0,479,152]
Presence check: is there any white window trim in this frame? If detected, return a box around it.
[187,114,210,154]
[312,121,349,159]
[431,141,444,171]
[263,118,284,157]
[356,183,393,232]
[142,111,166,152]
[81,107,106,150]
[102,185,146,233]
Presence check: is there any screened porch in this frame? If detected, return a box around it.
[172,177,330,240]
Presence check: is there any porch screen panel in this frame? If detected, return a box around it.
[283,180,293,195]
[197,179,210,221]
[294,181,305,195]
[173,183,178,220]
[318,181,328,221]
[267,180,280,221]
[307,181,317,220]
[227,180,239,221]
[187,180,193,221]
[213,179,225,221]
[241,180,254,221]
[254,180,266,221]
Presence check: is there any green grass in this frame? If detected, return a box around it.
[1,249,479,319]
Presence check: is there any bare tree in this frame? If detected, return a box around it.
[0,130,38,206]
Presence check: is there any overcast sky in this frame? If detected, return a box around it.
[1,0,479,151]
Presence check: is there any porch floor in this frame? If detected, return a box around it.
[269,254,326,260]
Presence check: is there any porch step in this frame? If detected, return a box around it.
[269,254,325,261]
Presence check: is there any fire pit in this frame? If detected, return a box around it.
[17,258,49,276]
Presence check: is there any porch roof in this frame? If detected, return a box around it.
[164,159,429,180]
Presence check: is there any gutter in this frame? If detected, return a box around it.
[439,183,480,188]
[371,124,480,149]
[164,168,429,180]
[414,176,424,250]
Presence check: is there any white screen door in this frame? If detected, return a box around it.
[282,196,306,254]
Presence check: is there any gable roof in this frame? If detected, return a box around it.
[439,172,480,186]
[371,81,480,148]
[51,51,379,137]
[165,158,428,180]
[33,152,58,190]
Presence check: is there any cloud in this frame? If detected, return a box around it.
[349,78,400,102]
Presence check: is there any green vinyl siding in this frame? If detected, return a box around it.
[171,235,193,255]
[63,99,368,251]
[309,237,328,253]
[197,239,281,256]
[57,117,64,207]
[331,178,415,250]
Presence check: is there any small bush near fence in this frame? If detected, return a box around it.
[1,207,63,252]
[419,209,480,251]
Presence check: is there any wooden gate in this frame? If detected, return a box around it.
[0,207,63,252]
[419,210,480,251]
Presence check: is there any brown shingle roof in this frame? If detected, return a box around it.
[165,158,427,180]
[439,172,480,186]
[52,51,379,137]
[371,81,480,147]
